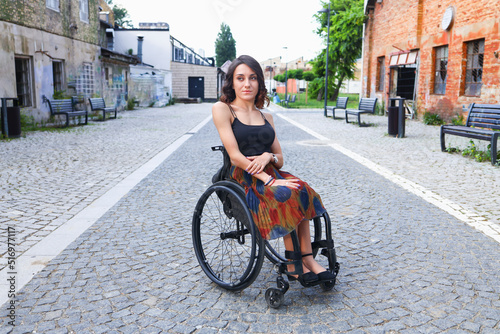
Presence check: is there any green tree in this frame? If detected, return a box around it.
[293,69,304,81]
[113,5,133,28]
[273,74,286,83]
[303,71,316,82]
[215,23,236,67]
[311,0,365,101]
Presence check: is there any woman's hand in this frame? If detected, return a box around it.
[246,153,272,175]
[270,178,300,189]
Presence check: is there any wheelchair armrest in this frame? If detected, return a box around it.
[212,145,224,151]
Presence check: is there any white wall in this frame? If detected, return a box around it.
[114,29,171,71]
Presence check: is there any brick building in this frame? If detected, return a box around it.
[362,0,500,120]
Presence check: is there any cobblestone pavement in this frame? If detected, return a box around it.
[0,104,211,270]
[270,105,500,237]
[1,105,499,333]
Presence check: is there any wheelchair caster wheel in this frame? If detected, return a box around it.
[265,288,284,308]
[277,276,289,293]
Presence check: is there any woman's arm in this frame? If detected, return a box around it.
[264,112,284,169]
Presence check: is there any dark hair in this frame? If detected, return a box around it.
[220,55,270,109]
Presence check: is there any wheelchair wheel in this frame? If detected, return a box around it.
[192,181,265,291]
[264,216,323,265]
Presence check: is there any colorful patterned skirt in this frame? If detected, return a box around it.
[229,164,326,240]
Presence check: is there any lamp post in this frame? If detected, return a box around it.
[318,4,333,117]
[283,46,288,102]
[269,59,273,95]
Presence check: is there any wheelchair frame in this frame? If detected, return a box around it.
[192,146,339,308]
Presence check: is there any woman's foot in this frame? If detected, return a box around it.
[286,263,318,283]
[302,253,335,281]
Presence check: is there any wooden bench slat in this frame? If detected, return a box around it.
[47,99,88,127]
[89,98,117,121]
[326,97,349,119]
[441,102,500,165]
[345,98,377,126]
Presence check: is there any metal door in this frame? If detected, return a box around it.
[188,77,204,99]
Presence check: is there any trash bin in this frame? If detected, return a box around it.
[388,98,405,138]
[1,98,21,138]
[7,106,21,138]
[387,106,399,136]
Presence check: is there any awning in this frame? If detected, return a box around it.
[390,50,418,67]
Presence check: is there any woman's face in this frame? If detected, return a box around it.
[232,64,259,102]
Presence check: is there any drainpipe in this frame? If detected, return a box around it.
[137,35,144,64]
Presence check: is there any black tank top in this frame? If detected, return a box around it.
[229,105,275,156]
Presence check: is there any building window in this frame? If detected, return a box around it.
[52,60,64,93]
[77,63,94,96]
[79,0,89,22]
[174,47,184,61]
[46,0,59,11]
[376,56,385,92]
[433,45,448,95]
[15,57,33,107]
[464,39,484,96]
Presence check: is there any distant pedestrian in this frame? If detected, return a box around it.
[212,55,335,283]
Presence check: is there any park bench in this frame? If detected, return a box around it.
[440,103,500,165]
[326,96,349,119]
[71,95,85,110]
[346,97,378,127]
[89,97,117,121]
[281,95,296,108]
[47,99,88,127]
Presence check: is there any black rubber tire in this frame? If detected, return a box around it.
[192,181,265,291]
[265,288,284,308]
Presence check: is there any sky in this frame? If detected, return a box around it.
[113,0,327,63]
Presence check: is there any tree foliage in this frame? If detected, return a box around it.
[113,5,133,28]
[310,0,365,101]
[273,74,286,83]
[215,23,236,67]
[288,69,303,80]
[303,71,316,82]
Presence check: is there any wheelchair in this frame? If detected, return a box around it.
[192,146,340,308]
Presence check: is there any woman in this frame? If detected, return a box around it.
[212,55,335,283]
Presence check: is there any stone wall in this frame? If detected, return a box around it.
[0,20,100,122]
[0,0,100,45]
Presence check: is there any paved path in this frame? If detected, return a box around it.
[271,105,500,241]
[0,104,211,268]
[1,104,499,333]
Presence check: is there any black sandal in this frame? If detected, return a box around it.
[302,253,335,282]
[286,253,319,283]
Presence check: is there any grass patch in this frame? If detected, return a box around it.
[423,112,445,125]
[275,92,360,110]
[446,140,499,165]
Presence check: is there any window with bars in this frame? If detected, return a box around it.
[79,0,89,22]
[376,56,385,92]
[15,57,32,107]
[433,45,448,95]
[464,39,484,96]
[46,0,59,11]
[52,60,64,93]
[76,63,94,96]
